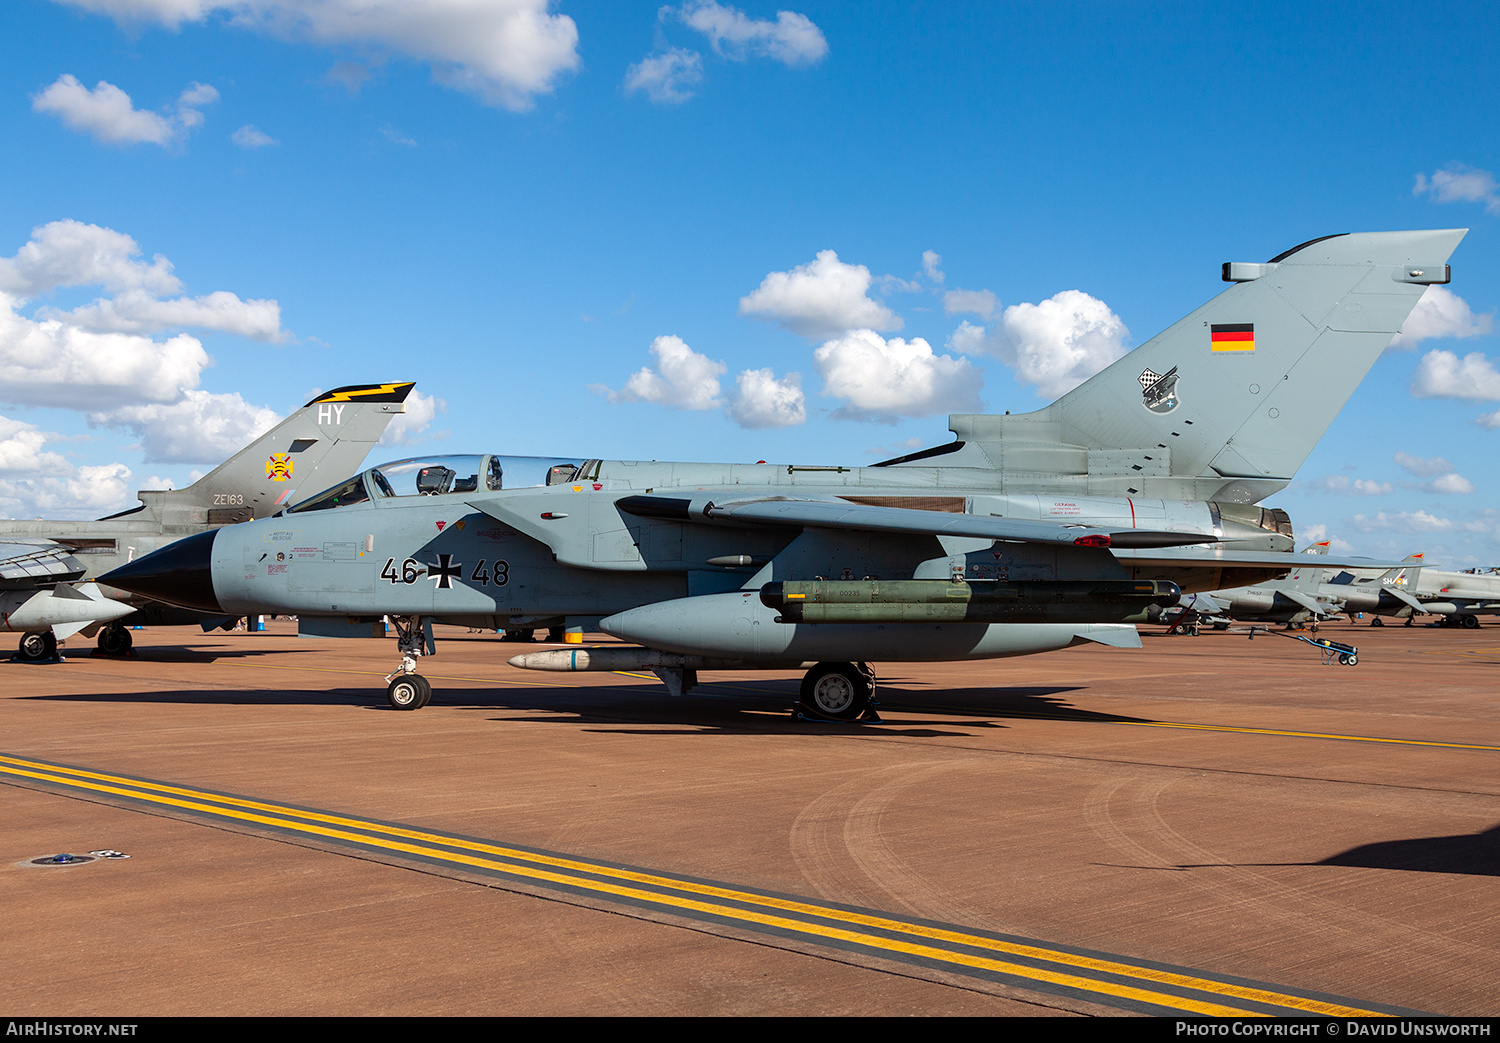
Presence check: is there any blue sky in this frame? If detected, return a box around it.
[2,0,1499,563]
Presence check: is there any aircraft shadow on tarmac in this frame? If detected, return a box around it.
[1168,825,1500,878]
[1313,823,1500,878]
[28,676,1157,735]
[42,645,326,664]
[34,686,390,708]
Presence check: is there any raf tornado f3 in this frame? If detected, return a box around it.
[0,382,413,659]
[103,230,1465,717]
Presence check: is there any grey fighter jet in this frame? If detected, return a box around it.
[1402,562,1500,627]
[102,230,1465,717]
[0,382,413,658]
[1156,543,1342,632]
[0,548,134,660]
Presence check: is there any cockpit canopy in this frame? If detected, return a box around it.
[285,454,585,514]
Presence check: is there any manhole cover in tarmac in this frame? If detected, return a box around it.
[25,853,97,867]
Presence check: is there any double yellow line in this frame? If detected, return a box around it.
[1,752,1402,1017]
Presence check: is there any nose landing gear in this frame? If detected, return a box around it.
[384,615,434,710]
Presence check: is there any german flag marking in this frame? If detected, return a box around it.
[1211,323,1255,352]
[0,751,1423,1018]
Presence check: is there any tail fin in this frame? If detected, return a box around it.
[1385,552,1424,587]
[946,230,1467,502]
[139,382,414,523]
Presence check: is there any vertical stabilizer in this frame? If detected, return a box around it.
[173,382,414,521]
[947,230,1467,501]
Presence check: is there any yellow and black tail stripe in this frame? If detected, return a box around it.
[305,382,415,405]
[0,752,1420,1018]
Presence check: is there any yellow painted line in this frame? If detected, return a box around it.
[0,753,1391,1017]
[1113,720,1500,752]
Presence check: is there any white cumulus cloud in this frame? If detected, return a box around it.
[0,463,136,520]
[1410,350,1500,402]
[1413,164,1500,215]
[814,329,981,422]
[0,220,293,469]
[921,250,943,285]
[1347,510,1475,534]
[943,288,997,319]
[1394,452,1456,479]
[231,123,278,148]
[1423,473,1476,495]
[52,289,284,342]
[380,389,446,445]
[1388,286,1492,349]
[624,48,703,104]
[601,335,725,410]
[727,368,805,428]
[0,306,210,412]
[740,250,902,339]
[90,389,280,464]
[53,0,580,111]
[32,75,217,147]
[949,289,1130,399]
[1306,475,1394,496]
[0,219,181,297]
[1390,453,1477,494]
[670,0,828,66]
[0,416,71,475]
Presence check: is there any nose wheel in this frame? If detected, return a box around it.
[798,662,880,722]
[386,673,432,710]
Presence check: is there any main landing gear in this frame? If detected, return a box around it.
[13,630,58,663]
[96,623,133,656]
[798,662,881,722]
[384,615,432,710]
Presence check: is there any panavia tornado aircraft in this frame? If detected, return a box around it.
[0,548,134,660]
[103,230,1465,717]
[0,382,413,658]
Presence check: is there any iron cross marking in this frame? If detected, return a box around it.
[430,553,463,590]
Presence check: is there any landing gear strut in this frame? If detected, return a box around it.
[384,615,432,710]
[798,661,880,722]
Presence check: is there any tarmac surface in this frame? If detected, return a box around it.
[2,618,1498,1016]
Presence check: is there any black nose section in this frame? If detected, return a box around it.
[101,529,222,614]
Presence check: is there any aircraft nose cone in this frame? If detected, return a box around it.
[101,529,222,614]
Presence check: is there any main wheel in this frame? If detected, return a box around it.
[386,674,431,711]
[799,663,870,721]
[1370,617,1384,627]
[1461,615,1481,629]
[17,631,56,662]
[97,624,133,655]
